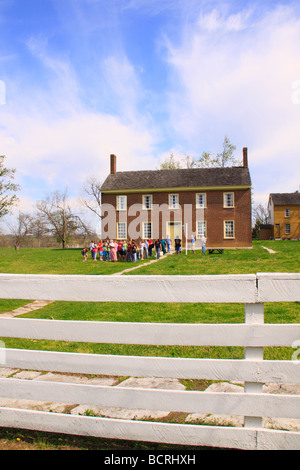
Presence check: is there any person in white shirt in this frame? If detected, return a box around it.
[191,235,195,254]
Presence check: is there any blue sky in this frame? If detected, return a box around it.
[1,0,300,226]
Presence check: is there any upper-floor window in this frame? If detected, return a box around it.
[284,208,290,217]
[223,192,234,208]
[169,194,179,209]
[196,193,206,208]
[143,195,152,210]
[116,195,127,211]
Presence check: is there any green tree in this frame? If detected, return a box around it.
[158,136,241,170]
[197,136,240,168]
[159,153,182,170]
[0,155,20,218]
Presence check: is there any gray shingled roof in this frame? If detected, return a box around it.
[269,193,300,205]
[101,167,251,191]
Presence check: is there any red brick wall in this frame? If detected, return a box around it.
[101,188,252,248]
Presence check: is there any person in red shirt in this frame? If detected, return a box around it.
[148,239,153,257]
[98,240,103,261]
[118,241,123,260]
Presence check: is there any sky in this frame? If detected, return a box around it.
[0,0,300,229]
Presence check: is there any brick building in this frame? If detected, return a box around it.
[100,149,252,249]
[268,192,300,239]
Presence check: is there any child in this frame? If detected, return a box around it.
[81,248,88,262]
[92,244,98,261]
[98,240,103,261]
[102,243,107,261]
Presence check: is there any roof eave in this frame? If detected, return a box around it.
[101,185,252,194]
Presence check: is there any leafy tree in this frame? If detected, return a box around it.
[197,136,240,168]
[0,155,20,218]
[159,153,182,170]
[158,136,241,170]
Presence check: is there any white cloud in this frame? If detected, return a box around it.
[163,4,300,202]
[0,107,157,189]
[197,8,252,32]
[0,37,159,209]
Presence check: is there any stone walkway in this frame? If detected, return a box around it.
[111,250,174,276]
[262,245,277,254]
[0,366,299,430]
[0,300,54,318]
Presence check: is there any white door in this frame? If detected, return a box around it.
[167,222,182,245]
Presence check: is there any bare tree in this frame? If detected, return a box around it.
[252,202,270,238]
[252,202,270,225]
[37,188,90,249]
[30,213,50,247]
[8,212,32,250]
[80,177,102,220]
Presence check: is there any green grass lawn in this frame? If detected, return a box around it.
[127,240,300,275]
[0,240,299,361]
[2,300,297,361]
[0,240,299,275]
[0,247,150,275]
[0,241,299,450]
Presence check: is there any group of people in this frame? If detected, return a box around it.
[81,234,206,262]
[81,237,174,263]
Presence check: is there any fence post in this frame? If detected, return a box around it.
[244,303,264,430]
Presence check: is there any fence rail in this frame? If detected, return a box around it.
[0,273,300,450]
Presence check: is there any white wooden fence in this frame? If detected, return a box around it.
[0,273,299,450]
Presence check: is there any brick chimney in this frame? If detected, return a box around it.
[243,148,248,168]
[110,154,117,174]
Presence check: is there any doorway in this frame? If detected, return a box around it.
[166,221,182,245]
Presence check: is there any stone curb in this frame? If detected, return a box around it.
[0,367,299,431]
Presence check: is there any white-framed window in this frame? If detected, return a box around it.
[143,222,152,239]
[169,194,179,209]
[196,193,206,208]
[285,223,291,234]
[284,208,290,217]
[143,195,152,210]
[223,192,234,208]
[197,220,207,238]
[224,220,235,239]
[117,222,127,239]
[116,195,127,211]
